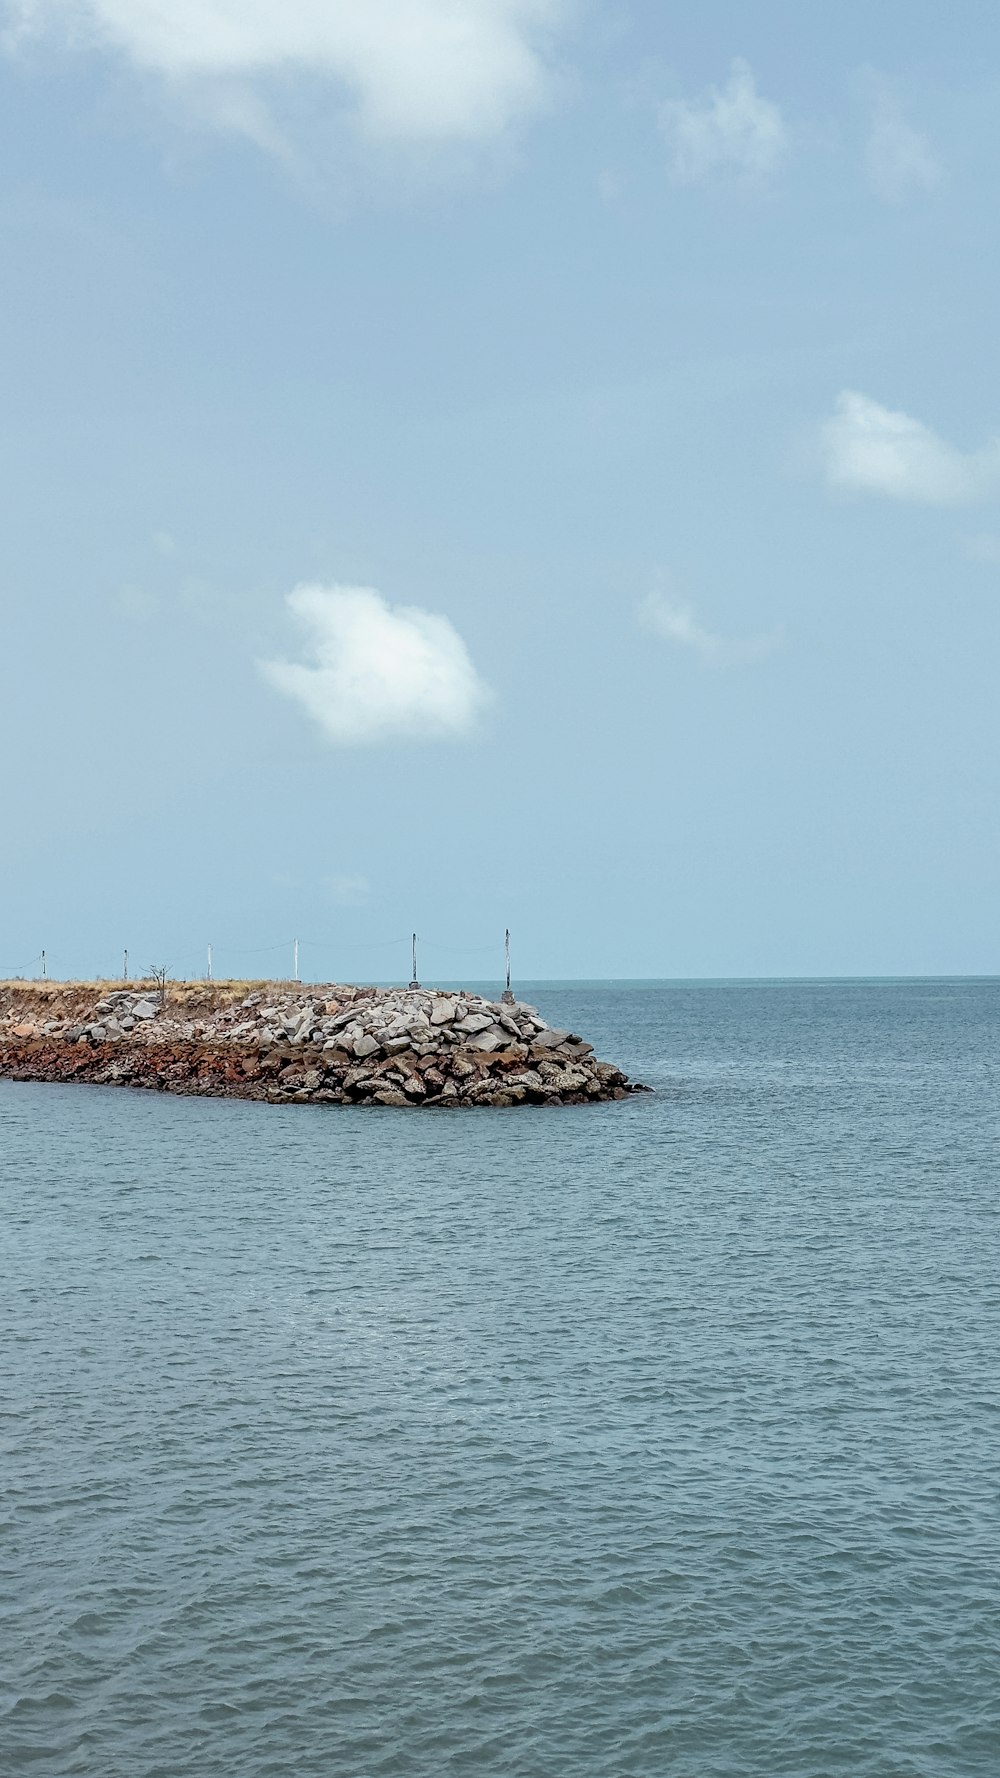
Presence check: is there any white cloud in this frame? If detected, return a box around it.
[863,78,942,202]
[6,0,566,144]
[639,592,781,666]
[260,583,492,745]
[821,391,1000,505]
[659,58,787,186]
[327,872,370,905]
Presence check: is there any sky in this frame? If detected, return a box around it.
[3,0,1000,983]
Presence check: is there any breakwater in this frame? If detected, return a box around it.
[0,981,647,1108]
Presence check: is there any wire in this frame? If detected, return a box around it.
[297,936,409,952]
[420,939,504,957]
[215,940,295,957]
[0,954,43,976]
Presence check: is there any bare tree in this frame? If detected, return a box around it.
[147,965,169,1010]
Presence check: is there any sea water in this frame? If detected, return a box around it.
[2,980,998,1776]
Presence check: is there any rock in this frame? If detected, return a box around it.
[491,1046,529,1069]
[321,1044,352,1068]
[539,1063,590,1093]
[505,1068,542,1087]
[0,981,640,1110]
[373,1087,409,1107]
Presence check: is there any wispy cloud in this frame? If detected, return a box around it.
[6,0,567,146]
[821,391,1000,505]
[639,592,781,666]
[327,873,370,906]
[115,583,158,620]
[862,74,942,202]
[659,58,787,186]
[260,583,492,746]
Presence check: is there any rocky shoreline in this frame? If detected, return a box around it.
[0,981,648,1108]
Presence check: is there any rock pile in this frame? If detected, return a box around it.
[0,983,647,1108]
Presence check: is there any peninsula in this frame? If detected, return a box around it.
[0,981,647,1108]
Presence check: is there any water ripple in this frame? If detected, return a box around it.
[2,980,999,1775]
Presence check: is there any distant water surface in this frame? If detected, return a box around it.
[2,979,999,1776]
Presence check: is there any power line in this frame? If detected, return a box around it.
[0,953,43,977]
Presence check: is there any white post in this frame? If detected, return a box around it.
[409,932,419,989]
[123,948,129,982]
[502,928,513,1003]
[41,949,46,980]
[207,944,213,983]
[293,938,300,983]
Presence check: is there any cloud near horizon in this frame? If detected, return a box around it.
[639,592,781,666]
[5,0,566,144]
[862,76,942,202]
[821,391,1000,505]
[260,584,492,746]
[659,58,787,186]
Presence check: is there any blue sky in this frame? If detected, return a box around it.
[3,0,1000,982]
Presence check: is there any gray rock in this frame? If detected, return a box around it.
[353,1033,380,1059]
[132,1001,158,1020]
[455,1012,494,1034]
[429,998,457,1026]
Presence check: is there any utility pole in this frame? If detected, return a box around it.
[207,944,213,983]
[409,932,419,990]
[502,928,514,1004]
[123,949,129,983]
[293,938,300,983]
[40,949,46,981]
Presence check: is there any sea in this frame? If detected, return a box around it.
[2,979,998,1777]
